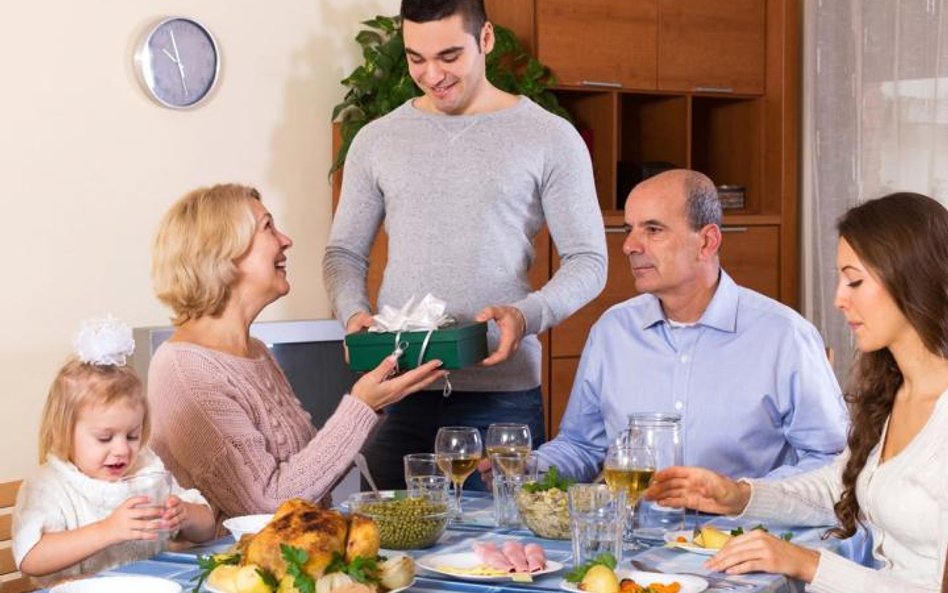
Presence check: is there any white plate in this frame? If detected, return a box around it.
[664,529,719,555]
[52,575,182,593]
[203,572,415,593]
[418,551,564,581]
[560,569,708,593]
[222,513,273,540]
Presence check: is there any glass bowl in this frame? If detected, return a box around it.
[347,490,449,549]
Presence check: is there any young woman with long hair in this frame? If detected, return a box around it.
[648,192,948,592]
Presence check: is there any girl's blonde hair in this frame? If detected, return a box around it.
[38,358,148,463]
[152,184,260,326]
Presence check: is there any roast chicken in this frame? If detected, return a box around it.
[240,498,380,580]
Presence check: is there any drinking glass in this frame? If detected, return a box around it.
[485,423,532,463]
[434,426,483,521]
[122,470,172,534]
[604,443,656,550]
[490,451,538,527]
[568,483,626,567]
[403,453,451,501]
[624,413,684,539]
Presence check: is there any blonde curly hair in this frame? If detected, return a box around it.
[152,184,260,325]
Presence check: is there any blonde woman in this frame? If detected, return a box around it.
[148,184,446,521]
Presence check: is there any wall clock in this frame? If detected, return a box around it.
[134,17,220,109]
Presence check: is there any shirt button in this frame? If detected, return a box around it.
[270,416,280,427]
[680,354,689,363]
[265,379,273,389]
[276,433,287,445]
[675,401,684,410]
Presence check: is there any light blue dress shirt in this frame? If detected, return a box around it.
[538,271,849,481]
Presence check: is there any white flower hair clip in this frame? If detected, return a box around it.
[73,315,135,366]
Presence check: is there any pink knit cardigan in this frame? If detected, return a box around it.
[146,339,379,521]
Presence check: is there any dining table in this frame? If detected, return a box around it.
[36,492,866,593]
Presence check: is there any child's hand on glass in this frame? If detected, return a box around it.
[161,494,186,533]
[103,496,163,543]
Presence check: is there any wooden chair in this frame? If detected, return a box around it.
[1,480,34,593]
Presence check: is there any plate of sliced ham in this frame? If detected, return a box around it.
[418,541,562,581]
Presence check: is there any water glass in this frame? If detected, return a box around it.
[568,483,626,567]
[624,413,684,538]
[404,453,452,503]
[490,452,537,528]
[122,470,172,533]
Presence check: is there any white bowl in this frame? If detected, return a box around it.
[222,513,273,540]
[51,575,182,593]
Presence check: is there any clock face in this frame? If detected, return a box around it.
[136,17,220,109]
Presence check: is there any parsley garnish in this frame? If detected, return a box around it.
[522,465,575,493]
[564,552,617,583]
[192,553,240,593]
[282,544,316,593]
[325,551,380,584]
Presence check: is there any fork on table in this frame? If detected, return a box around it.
[627,558,758,592]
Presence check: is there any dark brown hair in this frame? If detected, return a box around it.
[401,0,487,40]
[829,192,948,539]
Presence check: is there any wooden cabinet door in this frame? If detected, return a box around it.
[550,226,637,357]
[536,0,658,89]
[658,0,765,94]
[719,225,779,299]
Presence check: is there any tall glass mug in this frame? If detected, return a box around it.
[568,484,626,567]
[624,413,683,539]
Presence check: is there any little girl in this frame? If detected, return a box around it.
[12,317,216,585]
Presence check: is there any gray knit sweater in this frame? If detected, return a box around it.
[324,97,607,391]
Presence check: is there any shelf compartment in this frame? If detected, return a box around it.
[691,96,763,215]
[616,93,690,208]
[555,90,619,210]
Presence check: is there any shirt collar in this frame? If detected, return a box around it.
[640,269,739,333]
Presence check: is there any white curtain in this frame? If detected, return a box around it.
[802,0,948,379]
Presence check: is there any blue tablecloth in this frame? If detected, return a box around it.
[40,493,861,593]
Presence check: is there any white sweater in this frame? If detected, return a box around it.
[12,448,209,587]
[743,391,948,592]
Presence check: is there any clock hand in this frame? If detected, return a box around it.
[161,48,178,63]
[169,30,189,97]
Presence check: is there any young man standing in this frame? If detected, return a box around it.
[323,0,607,489]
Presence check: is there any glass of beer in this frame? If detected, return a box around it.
[435,426,483,521]
[603,443,656,550]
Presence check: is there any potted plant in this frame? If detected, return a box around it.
[330,15,569,175]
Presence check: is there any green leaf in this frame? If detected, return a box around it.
[522,465,575,493]
[258,568,280,589]
[564,552,618,583]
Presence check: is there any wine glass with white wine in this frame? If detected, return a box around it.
[603,443,656,551]
[485,423,531,475]
[435,426,483,521]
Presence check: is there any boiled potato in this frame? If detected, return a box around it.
[580,565,619,593]
[207,565,240,593]
[694,526,732,550]
[235,564,275,593]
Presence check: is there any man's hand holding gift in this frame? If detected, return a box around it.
[476,304,527,366]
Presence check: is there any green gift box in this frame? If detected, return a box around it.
[345,322,488,371]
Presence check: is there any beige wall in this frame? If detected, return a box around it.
[0,0,399,480]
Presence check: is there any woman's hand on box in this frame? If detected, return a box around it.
[351,355,447,411]
[476,305,527,366]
